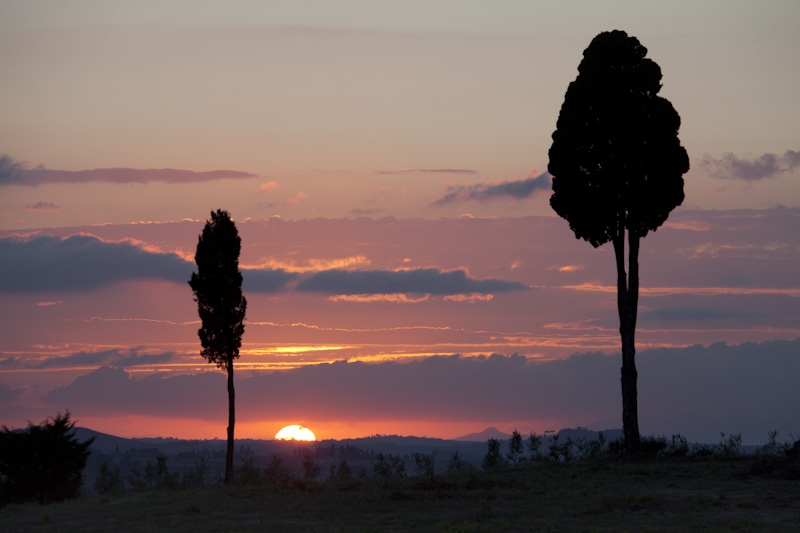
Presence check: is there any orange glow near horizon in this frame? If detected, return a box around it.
[559,283,800,297]
[59,415,564,442]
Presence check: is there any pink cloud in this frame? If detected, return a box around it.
[328,294,430,303]
[443,293,494,303]
[286,191,308,205]
[554,265,584,272]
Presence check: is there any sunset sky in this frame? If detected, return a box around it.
[1,1,799,444]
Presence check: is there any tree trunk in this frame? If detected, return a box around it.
[613,230,641,453]
[225,358,235,484]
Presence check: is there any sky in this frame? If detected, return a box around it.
[1,1,799,444]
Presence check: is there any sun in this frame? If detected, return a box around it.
[275,425,316,441]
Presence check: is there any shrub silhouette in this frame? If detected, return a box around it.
[446,451,467,474]
[527,432,544,462]
[0,411,93,505]
[127,455,179,491]
[94,462,124,495]
[482,438,506,471]
[301,449,321,481]
[412,452,435,479]
[507,429,525,466]
[328,459,352,482]
[373,453,406,481]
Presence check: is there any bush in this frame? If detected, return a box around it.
[759,430,784,457]
[527,432,544,462]
[94,462,124,495]
[301,449,321,481]
[446,452,467,474]
[607,436,626,456]
[718,432,742,459]
[482,438,506,470]
[182,450,212,488]
[638,436,668,457]
[0,411,93,505]
[128,455,179,491]
[507,430,525,466]
[328,459,352,483]
[576,432,607,461]
[690,443,715,458]
[665,434,689,457]
[373,453,406,481]
[547,435,576,462]
[263,454,292,488]
[412,452,434,479]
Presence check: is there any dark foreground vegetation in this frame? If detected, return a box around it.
[2,440,799,532]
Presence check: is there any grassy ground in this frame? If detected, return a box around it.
[2,455,799,532]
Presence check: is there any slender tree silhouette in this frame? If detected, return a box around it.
[189,209,247,483]
[548,30,689,452]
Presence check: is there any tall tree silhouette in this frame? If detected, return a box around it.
[189,209,247,483]
[548,30,689,452]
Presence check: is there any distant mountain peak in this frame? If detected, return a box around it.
[454,427,511,442]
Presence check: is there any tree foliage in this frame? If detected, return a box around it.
[0,411,93,505]
[548,30,689,452]
[549,30,688,247]
[189,209,247,370]
[188,209,247,484]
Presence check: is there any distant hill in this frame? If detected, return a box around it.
[454,427,511,442]
[73,427,140,453]
[71,425,625,456]
[453,426,625,443]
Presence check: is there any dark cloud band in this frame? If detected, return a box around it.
[0,234,191,292]
[296,268,529,295]
[0,348,176,370]
[433,172,551,206]
[0,235,523,296]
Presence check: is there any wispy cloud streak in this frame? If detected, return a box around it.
[559,283,800,297]
[366,168,478,176]
[0,155,257,186]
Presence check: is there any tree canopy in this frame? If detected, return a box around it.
[549,30,689,247]
[0,411,93,505]
[189,209,247,370]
